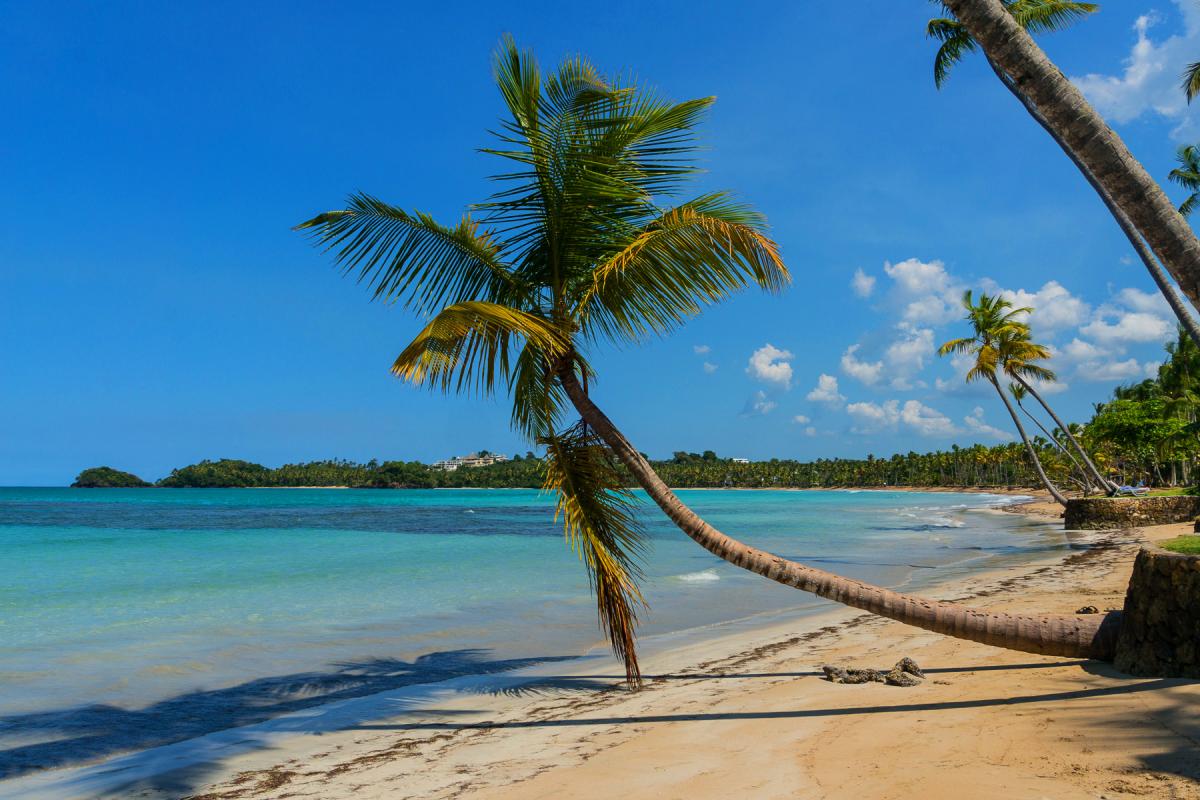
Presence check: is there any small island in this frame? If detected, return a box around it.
[71,466,152,488]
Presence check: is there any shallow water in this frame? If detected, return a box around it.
[0,487,1061,778]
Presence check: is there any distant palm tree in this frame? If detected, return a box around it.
[999,327,1116,493]
[930,0,1200,347]
[301,39,1120,682]
[1170,145,1200,218]
[938,292,1068,505]
[1010,382,1094,493]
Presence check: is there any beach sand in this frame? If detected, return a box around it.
[139,496,1198,800]
[12,494,1197,800]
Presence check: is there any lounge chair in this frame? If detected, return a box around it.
[1115,484,1150,496]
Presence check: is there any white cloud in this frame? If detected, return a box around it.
[1114,287,1171,316]
[806,374,845,407]
[747,343,794,388]
[1059,337,1105,362]
[851,268,876,298]
[840,344,884,385]
[804,426,818,437]
[884,325,935,389]
[884,258,953,294]
[693,344,711,355]
[1080,311,1172,345]
[1071,3,1200,139]
[703,361,718,374]
[900,400,959,436]
[1074,358,1158,382]
[846,399,958,437]
[992,280,1091,331]
[883,258,965,326]
[963,407,1013,441]
[792,414,811,424]
[743,390,777,416]
[846,399,899,433]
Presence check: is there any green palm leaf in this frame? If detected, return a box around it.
[392,301,567,395]
[295,194,524,315]
[576,194,788,343]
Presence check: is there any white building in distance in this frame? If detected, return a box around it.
[431,452,510,471]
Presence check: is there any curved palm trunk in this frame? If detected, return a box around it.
[1017,397,1092,492]
[983,57,1200,349]
[558,367,1118,659]
[1013,374,1117,495]
[945,0,1200,310]
[990,376,1069,506]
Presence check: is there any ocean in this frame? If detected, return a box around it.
[0,487,1063,783]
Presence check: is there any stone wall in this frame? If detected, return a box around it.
[1114,546,1200,678]
[1063,496,1200,530]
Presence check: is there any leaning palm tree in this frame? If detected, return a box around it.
[941,0,1200,324]
[1170,145,1200,218]
[928,0,1200,347]
[939,292,1069,505]
[1010,382,1094,493]
[300,39,1120,685]
[998,323,1116,493]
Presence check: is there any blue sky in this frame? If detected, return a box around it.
[3,1,1200,485]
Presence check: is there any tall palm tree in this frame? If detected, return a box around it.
[942,0,1200,306]
[938,292,1069,505]
[928,1,1200,347]
[1170,145,1200,218]
[300,39,1120,684]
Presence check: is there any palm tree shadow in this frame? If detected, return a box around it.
[0,649,578,783]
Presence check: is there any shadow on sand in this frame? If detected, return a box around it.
[5,656,1197,798]
[0,649,577,782]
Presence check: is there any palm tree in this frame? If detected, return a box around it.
[940,0,1200,299]
[300,39,1120,685]
[998,326,1116,493]
[1011,382,1093,493]
[928,1,1200,347]
[939,292,1068,505]
[1170,145,1200,218]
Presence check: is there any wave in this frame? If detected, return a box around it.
[673,568,720,583]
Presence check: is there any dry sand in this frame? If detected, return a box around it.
[148,495,1200,800]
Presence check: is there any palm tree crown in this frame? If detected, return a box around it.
[926,0,1096,88]
[297,37,789,683]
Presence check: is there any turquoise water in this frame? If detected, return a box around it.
[0,487,1061,779]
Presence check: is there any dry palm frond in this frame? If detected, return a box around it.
[541,421,647,686]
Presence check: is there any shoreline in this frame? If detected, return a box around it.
[9,495,1197,799]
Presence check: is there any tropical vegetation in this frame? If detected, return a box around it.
[71,466,150,488]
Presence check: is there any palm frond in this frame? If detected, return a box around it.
[575,194,788,343]
[1183,60,1200,103]
[295,194,524,315]
[541,422,647,686]
[392,301,567,396]
[1011,1,1097,36]
[937,336,976,356]
[927,18,976,88]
